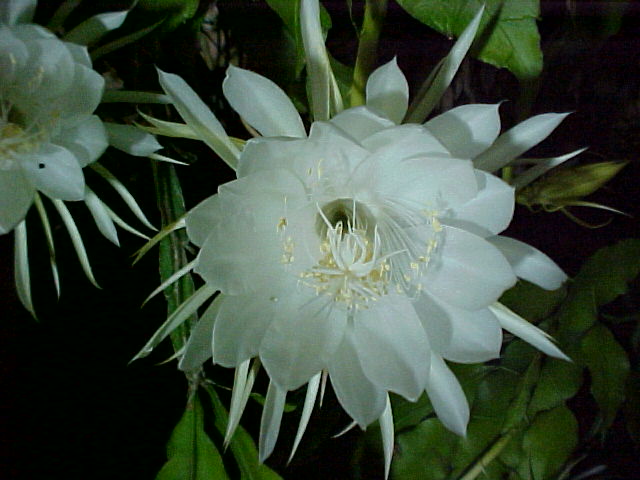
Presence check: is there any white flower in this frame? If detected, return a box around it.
[0,14,108,234]
[169,57,570,469]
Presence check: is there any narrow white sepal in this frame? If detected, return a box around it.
[319,369,328,407]
[225,358,261,446]
[157,68,240,169]
[488,236,567,290]
[512,148,588,189]
[147,153,189,166]
[137,111,200,139]
[288,372,321,464]
[225,358,254,446]
[178,295,223,372]
[63,10,128,45]
[104,123,162,157]
[14,221,34,317]
[131,283,217,362]
[490,302,570,361]
[2,0,37,25]
[425,353,469,436]
[90,163,157,231]
[34,194,60,298]
[405,6,484,123]
[332,421,358,438]
[51,199,100,288]
[259,381,287,463]
[474,113,571,172]
[380,395,394,480]
[101,204,150,241]
[84,187,119,246]
[142,258,197,306]
[300,0,343,120]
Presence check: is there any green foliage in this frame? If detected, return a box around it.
[386,239,640,479]
[395,0,543,80]
[156,394,229,480]
[580,324,630,433]
[204,385,283,480]
[137,0,200,32]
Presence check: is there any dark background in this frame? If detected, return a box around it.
[1,1,639,478]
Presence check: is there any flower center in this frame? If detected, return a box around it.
[300,202,392,311]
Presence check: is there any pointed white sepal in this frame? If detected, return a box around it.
[14,221,34,317]
[64,10,128,46]
[157,68,240,170]
[488,236,567,290]
[490,302,570,361]
[259,381,287,463]
[425,352,469,436]
[104,123,162,157]
[474,113,571,172]
[178,294,220,372]
[405,6,484,123]
[380,395,394,480]
[511,148,588,189]
[288,372,321,464]
[84,187,119,246]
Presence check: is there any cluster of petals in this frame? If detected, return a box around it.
[170,55,570,465]
[0,2,108,234]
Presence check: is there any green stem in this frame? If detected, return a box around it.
[152,162,196,353]
[457,430,515,480]
[349,0,388,107]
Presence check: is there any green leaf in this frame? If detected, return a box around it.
[579,324,630,433]
[156,395,228,480]
[203,385,282,480]
[574,239,640,307]
[500,280,566,322]
[391,392,434,432]
[520,406,578,480]
[528,358,582,415]
[391,418,457,480]
[395,0,543,80]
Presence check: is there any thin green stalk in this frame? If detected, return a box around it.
[349,0,388,107]
[152,162,196,353]
[457,430,515,480]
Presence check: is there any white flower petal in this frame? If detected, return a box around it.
[361,124,449,157]
[354,295,429,400]
[490,302,570,361]
[370,155,477,210]
[329,328,387,428]
[21,144,85,201]
[0,169,34,234]
[84,187,119,245]
[474,113,571,172]
[53,115,108,167]
[63,10,128,46]
[366,57,409,124]
[415,293,502,364]
[380,395,394,480]
[260,293,347,390]
[443,170,514,237]
[0,25,28,84]
[425,352,469,436]
[488,236,568,290]
[330,106,395,142]
[423,226,516,310]
[425,103,501,159]
[185,194,223,247]
[105,123,162,156]
[289,372,321,463]
[212,294,276,367]
[223,65,306,138]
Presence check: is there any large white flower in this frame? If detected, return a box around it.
[136,3,571,475]
[168,58,570,467]
[0,19,107,234]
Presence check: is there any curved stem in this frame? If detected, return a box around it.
[349,0,388,107]
[457,430,515,480]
